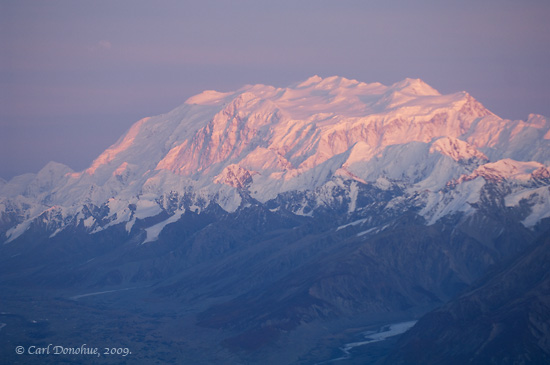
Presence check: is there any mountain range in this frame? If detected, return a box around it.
[1,76,549,364]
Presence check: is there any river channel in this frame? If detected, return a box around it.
[318,320,417,364]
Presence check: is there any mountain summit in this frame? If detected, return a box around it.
[1,76,549,243]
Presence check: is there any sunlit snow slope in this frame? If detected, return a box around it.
[1,76,549,243]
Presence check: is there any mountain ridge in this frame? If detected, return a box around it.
[385,225,550,364]
[1,75,549,244]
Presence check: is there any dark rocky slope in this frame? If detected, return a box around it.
[385,221,550,365]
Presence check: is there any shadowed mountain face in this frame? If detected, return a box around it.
[1,76,550,363]
[0,186,546,364]
[385,224,550,365]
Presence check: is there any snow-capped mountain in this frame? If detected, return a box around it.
[2,76,550,364]
[1,75,549,244]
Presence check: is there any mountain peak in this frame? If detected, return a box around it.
[3,76,549,244]
[185,90,234,106]
[390,78,441,96]
[295,75,323,88]
[526,113,549,129]
[38,161,73,176]
[294,75,370,90]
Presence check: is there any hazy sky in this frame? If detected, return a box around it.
[1,0,549,180]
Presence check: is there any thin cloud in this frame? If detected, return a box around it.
[89,40,112,51]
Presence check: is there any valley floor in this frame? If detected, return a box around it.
[0,284,429,364]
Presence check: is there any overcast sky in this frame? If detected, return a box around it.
[1,0,549,180]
